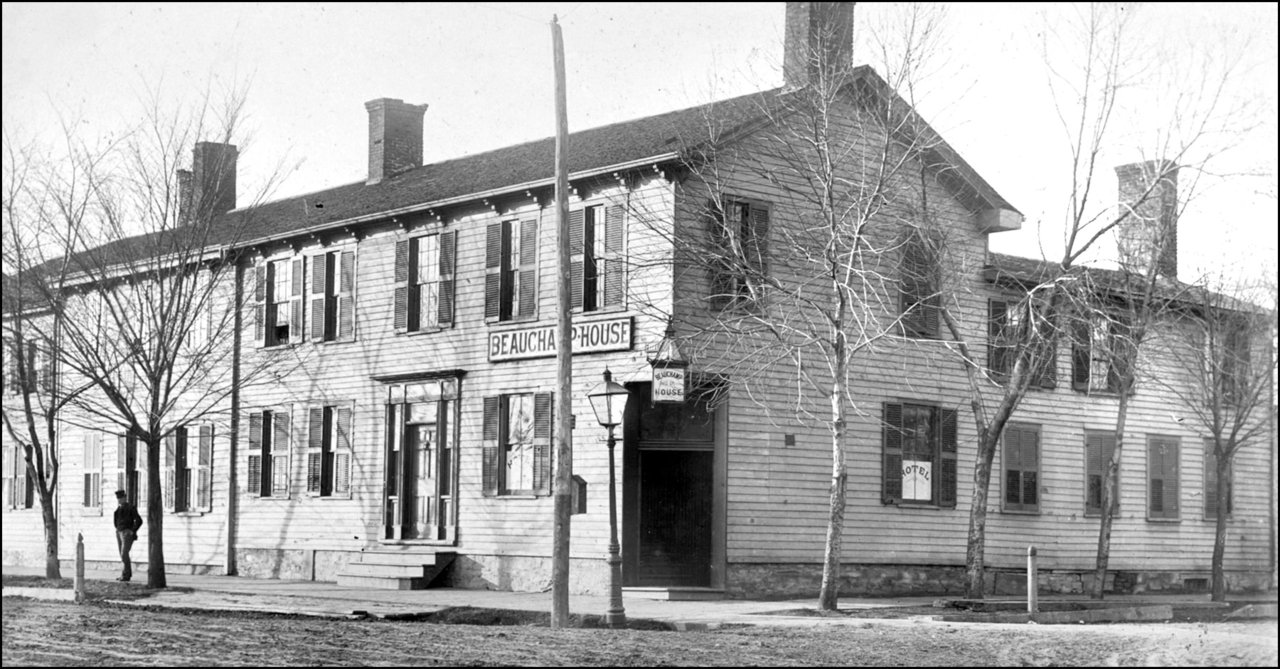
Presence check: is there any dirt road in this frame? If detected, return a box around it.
[3,598,1276,666]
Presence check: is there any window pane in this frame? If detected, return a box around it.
[417,235,439,284]
[1005,469,1021,505]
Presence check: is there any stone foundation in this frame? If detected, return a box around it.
[442,554,611,595]
[727,563,1274,598]
[233,548,354,581]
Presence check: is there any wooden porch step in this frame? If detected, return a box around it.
[623,586,725,601]
[335,550,456,590]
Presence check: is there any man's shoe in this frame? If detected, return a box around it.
[116,577,130,582]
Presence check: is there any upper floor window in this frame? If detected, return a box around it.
[310,250,356,342]
[571,204,626,312]
[254,257,303,347]
[708,198,770,310]
[3,339,52,396]
[988,299,1056,388]
[1217,318,1252,406]
[881,402,957,507]
[116,432,146,508]
[395,233,456,333]
[486,219,538,321]
[482,392,553,496]
[900,232,940,338]
[1071,312,1130,393]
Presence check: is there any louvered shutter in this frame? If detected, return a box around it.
[1086,431,1118,514]
[438,231,457,327]
[1021,430,1039,510]
[117,434,128,502]
[134,436,147,512]
[1035,338,1058,389]
[253,263,266,346]
[482,396,500,496]
[310,253,327,340]
[83,433,99,508]
[334,405,353,496]
[37,344,53,394]
[485,223,503,319]
[569,209,585,310]
[746,205,769,302]
[939,408,958,508]
[163,433,176,511]
[394,239,410,332]
[881,403,903,504]
[603,205,625,307]
[518,219,537,318]
[707,202,735,309]
[532,392,553,495]
[272,409,291,496]
[307,407,324,494]
[1072,320,1091,391]
[4,445,14,509]
[198,425,213,511]
[988,300,1009,381]
[1148,438,1179,519]
[900,237,936,337]
[247,412,263,496]
[337,250,355,341]
[289,258,304,343]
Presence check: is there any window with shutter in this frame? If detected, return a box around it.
[882,402,957,507]
[5,444,34,510]
[82,433,102,510]
[1072,313,1128,393]
[247,408,290,498]
[196,425,214,512]
[1146,436,1180,520]
[1002,424,1040,513]
[485,220,537,321]
[900,232,940,338]
[708,199,770,310]
[573,205,628,313]
[272,408,291,496]
[483,392,553,496]
[307,249,357,343]
[1203,438,1232,518]
[264,258,303,347]
[1084,430,1119,516]
[306,403,355,498]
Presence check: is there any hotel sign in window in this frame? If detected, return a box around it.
[881,402,957,507]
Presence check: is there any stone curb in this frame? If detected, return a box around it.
[943,604,1174,624]
[2,587,77,601]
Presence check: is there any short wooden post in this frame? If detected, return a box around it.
[74,533,86,603]
[1026,545,1038,614]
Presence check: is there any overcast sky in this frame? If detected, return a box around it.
[3,2,1276,285]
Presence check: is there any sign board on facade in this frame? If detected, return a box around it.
[488,316,633,362]
[902,460,932,501]
[651,366,687,403]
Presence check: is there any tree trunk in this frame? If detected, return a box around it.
[145,436,167,588]
[1210,450,1230,601]
[818,347,848,611]
[40,489,62,579]
[964,428,998,598]
[1091,391,1130,599]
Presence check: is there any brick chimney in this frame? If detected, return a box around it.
[1115,160,1178,278]
[783,2,855,89]
[365,98,428,185]
[191,141,238,217]
[177,168,193,223]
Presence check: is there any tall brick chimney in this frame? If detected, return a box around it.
[1115,160,1178,278]
[366,98,428,185]
[191,141,238,217]
[783,2,855,89]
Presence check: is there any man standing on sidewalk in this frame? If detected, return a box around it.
[113,490,143,582]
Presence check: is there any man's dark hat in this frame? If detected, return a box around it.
[114,490,127,498]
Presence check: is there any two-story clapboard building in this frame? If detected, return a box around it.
[4,2,1273,597]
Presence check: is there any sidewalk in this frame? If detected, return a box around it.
[3,564,1274,629]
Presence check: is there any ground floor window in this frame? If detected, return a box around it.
[248,409,291,498]
[1002,423,1040,513]
[482,391,552,496]
[881,402,957,507]
[5,444,33,510]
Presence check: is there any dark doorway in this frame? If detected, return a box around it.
[623,383,716,587]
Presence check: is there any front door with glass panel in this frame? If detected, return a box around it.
[384,380,458,542]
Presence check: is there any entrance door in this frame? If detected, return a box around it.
[623,383,717,587]
[637,449,712,586]
[384,382,457,542]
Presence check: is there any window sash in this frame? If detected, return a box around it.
[1002,425,1040,512]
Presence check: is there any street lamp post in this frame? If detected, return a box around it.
[587,369,630,629]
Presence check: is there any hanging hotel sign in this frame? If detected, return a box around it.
[488,316,633,362]
[651,366,687,403]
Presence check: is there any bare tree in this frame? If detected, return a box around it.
[3,83,290,588]
[1155,273,1276,601]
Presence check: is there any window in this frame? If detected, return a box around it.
[116,432,147,508]
[254,257,303,347]
[1084,430,1120,516]
[307,404,354,497]
[164,425,213,513]
[83,433,103,510]
[708,199,770,310]
[1002,424,1040,513]
[185,271,214,351]
[881,402,957,506]
[1146,436,1180,520]
[1203,439,1233,518]
[3,339,51,395]
[1218,319,1251,406]
[309,249,357,342]
[482,392,552,496]
[395,233,456,332]
[1072,312,1130,393]
[900,232,940,338]
[248,409,291,498]
[485,219,537,321]
[988,299,1056,388]
[570,204,626,312]
[3,444,33,510]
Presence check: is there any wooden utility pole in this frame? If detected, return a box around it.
[550,13,574,629]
